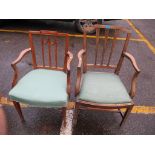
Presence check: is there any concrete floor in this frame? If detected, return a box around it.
[0,19,154,135]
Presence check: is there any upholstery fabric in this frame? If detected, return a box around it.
[78,71,131,104]
[9,69,68,107]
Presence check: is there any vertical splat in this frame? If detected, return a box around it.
[47,36,52,67]
[95,27,100,65]
[107,29,119,66]
[101,28,109,65]
[41,37,45,66]
[54,35,58,67]
[29,32,37,68]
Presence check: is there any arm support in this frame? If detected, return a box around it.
[75,49,86,96]
[66,51,73,96]
[11,48,31,87]
[123,52,141,98]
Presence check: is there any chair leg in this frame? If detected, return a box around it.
[73,103,79,129]
[120,105,133,127]
[62,107,67,127]
[118,108,124,118]
[13,101,25,123]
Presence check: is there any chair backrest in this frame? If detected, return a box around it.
[82,24,131,72]
[29,30,69,72]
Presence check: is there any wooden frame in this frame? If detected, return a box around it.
[75,24,140,127]
[11,30,73,126]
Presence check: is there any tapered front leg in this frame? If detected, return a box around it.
[13,101,25,123]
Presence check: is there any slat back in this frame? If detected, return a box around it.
[29,30,69,71]
[83,24,131,71]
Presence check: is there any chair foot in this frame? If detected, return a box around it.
[62,107,67,127]
[13,101,25,123]
[120,105,133,127]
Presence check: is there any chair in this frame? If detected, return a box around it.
[75,25,140,127]
[9,30,73,126]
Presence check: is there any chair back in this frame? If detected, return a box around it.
[82,24,131,72]
[29,30,69,72]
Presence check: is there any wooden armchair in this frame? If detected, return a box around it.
[75,25,140,127]
[9,30,73,126]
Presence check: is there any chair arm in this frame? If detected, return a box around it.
[77,49,86,68]
[11,48,31,65]
[66,51,73,71]
[75,49,86,96]
[11,48,31,87]
[123,52,141,98]
[123,52,140,73]
[66,51,73,96]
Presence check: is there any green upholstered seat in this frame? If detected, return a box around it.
[9,69,68,107]
[77,71,131,104]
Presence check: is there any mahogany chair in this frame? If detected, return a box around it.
[75,25,140,127]
[9,30,73,126]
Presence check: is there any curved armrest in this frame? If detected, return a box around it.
[75,49,86,96]
[11,48,31,87]
[11,48,31,65]
[66,51,73,71]
[123,52,140,73]
[77,49,86,67]
[66,51,73,96]
[123,52,141,98]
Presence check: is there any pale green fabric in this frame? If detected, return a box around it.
[9,69,68,107]
[78,72,131,104]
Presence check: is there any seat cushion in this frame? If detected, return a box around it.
[9,69,68,107]
[77,71,131,104]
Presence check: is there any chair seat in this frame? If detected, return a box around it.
[77,71,131,104]
[9,69,68,107]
